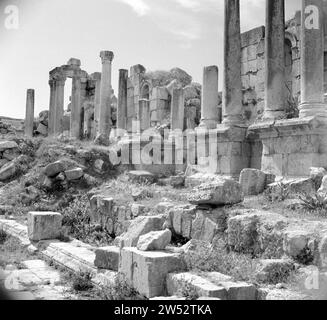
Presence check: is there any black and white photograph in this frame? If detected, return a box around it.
[1,0,327,307]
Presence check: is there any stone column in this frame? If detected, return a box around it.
[91,72,101,134]
[53,76,66,135]
[299,0,327,118]
[138,99,150,132]
[171,88,185,131]
[264,0,286,120]
[199,66,219,129]
[25,89,35,137]
[117,69,128,131]
[222,0,244,125]
[48,79,56,136]
[70,76,82,139]
[98,51,114,138]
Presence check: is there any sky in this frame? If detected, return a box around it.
[0,0,300,119]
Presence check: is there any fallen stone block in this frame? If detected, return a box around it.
[0,162,17,181]
[318,175,327,195]
[44,161,65,178]
[167,204,197,239]
[185,173,222,188]
[166,272,228,299]
[0,140,18,151]
[94,246,120,271]
[36,123,48,136]
[117,215,166,247]
[64,168,84,181]
[131,204,146,218]
[27,212,62,241]
[128,170,156,184]
[137,229,172,251]
[255,259,294,284]
[119,247,186,298]
[155,202,175,214]
[187,178,244,206]
[239,168,267,196]
[219,281,257,300]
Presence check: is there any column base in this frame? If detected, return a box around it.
[198,119,219,130]
[299,102,327,120]
[222,114,245,126]
[262,110,286,121]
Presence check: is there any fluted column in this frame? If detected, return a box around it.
[117,69,128,131]
[199,66,219,129]
[48,79,56,136]
[299,0,327,118]
[70,76,82,139]
[264,0,286,120]
[222,0,244,125]
[91,72,101,134]
[25,89,35,137]
[98,51,114,137]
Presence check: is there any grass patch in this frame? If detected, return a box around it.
[299,192,327,216]
[71,271,94,292]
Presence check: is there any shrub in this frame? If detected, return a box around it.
[299,192,327,216]
[264,182,290,202]
[72,271,94,292]
[0,228,7,245]
[176,279,199,300]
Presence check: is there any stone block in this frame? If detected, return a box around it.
[44,161,65,178]
[64,168,84,181]
[94,246,120,271]
[119,247,186,298]
[283,230,313,260]
[187,178,244,206]
[0,140,18,151]
[310,167,327,190]
[137,229,172,251]
[0,162,17,181]
[128,170,156,184]
[27,212,62,241]
[166,273,228,299]
[239,168,267,196]
[219,281,257,300]
[118,215,166,247]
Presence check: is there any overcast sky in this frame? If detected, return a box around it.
[0,0,300,118]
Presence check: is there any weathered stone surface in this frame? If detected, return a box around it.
[64,168,84,181]
[2,149,19,161]
[185,173,222,188]
[131,204,146,218]
[318,175,327,195]
[117,215,166,247]
[310,167,327,190]
[36,123,48,136]
[44,161,65,177]
[27,212,62,241]
[256,259,294,284]
[0,162,17,181]
[137,229,172,251]
[0,140,18,151]
[166,272,228,299]
[187,179,244,206]
[119,247,186,298]
[239,168,267,196]
[219,281,257,300]
[155,202,175,214]
[268,178,315,198]
[264,289,309,300]
[128,170,156,184]
[94,246,120,271]
[0,158,9,168]
[227,210,288,255]
[283,230,313,260]
[166,205,197,239]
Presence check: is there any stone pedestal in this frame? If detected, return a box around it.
[25,89,35,137]
[171,88,185,131]
[248,117,327,177]
[98,51,114,138]
[117,69,128,131]
[299,0,327,119]
[264,0,286,120]
[199,66,220,129]
[222,0,244,125]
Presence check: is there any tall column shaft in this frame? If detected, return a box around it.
[171,88,185,131]
[92,73,101,135]
[48,80,56,136]
[53,77,65,135]
[299,0,327,118]
[98,51,114,137]
[70,77,82,139]
[117,69,128,130]
[199,65,219,129]
[138,99,150,132]
[264,0,286,120]
[25,89,35,137]
[222,0,243,125]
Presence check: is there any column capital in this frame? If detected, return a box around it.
[100,51,114,64]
